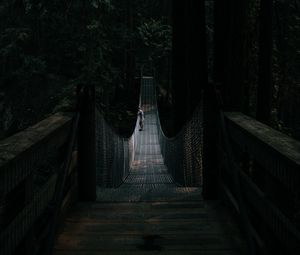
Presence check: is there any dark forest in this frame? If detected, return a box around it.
[1,0,299,139]
[0,1,300,255]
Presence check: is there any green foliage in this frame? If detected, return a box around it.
[0,0,171,137]
[0,0,118,136]
[272,0,300,138]
[138,18,171,63]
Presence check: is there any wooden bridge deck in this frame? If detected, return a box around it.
[53,78,247,254]
[53,201,246,255]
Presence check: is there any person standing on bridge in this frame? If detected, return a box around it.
[138,107,145,131]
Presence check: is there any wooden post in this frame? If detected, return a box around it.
[214,0,248,111]
[78,85,97,201]
[25,173,35,254]
[205,0,248,198]
[202,82,219,199]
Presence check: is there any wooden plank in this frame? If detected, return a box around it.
[65,211,232,222]
[60,221,240,235]
[65,201,232,223]
[58,171,78,228]
[68,201,227,214]
[0,113,72,196]
[0,113,72,166]
[224,112,300,165]
[54,233,245,251]
[0,174,57,255]
[54,198,247,254]
[239,170,300,254]
[224,112,300,195]
[53,250,242,255]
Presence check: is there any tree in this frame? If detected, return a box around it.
[256,0,273,124]
[172,0,207,132]
[214,0,248,111]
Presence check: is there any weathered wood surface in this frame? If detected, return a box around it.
[54,200,246,254]
[0,112,73,255]
[222,112,300,254]
[0,112,72,196]
[224,112,300,214]
[0,174,57,255]
[225,112,300,165]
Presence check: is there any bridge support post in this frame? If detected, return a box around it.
[202,83,219,200]
[78,85,97,201]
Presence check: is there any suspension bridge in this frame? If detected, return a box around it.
[0,77,300,255]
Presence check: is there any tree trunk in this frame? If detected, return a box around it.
[256,0,273,124]
[214,0,248,111]
[172,0,206,132]
[274,0,288,124]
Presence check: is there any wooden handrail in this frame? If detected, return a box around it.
[44,85,91,255]
[220,111,300,255]
[0,113,73,255]
[225,112,300,216]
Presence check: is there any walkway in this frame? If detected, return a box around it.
[53,78,247,254]
[96,77,202,202]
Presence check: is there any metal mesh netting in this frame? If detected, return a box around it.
[157,109,203,186]
[95,107,139,188]
[154,80,204,187]
[95,77,203,188]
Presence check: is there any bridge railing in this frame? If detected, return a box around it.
[154,78,203,187]
[157,105,203,187]
[0,113,74,255]
[95,107,138,188]
[220,112,300,254]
